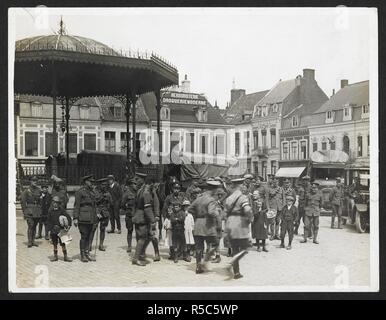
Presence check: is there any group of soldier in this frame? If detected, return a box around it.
[20,170,351,280]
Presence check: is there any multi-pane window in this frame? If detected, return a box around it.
[68,133,78,154]
[109,104,122,118]
[322,142,327,150]
[105,131,116,152]
[271,161,277,175]
[253,131,258,149]
[262,161,267,181]
[120,132,131,152]
[25,132,38,156]
[170,131,181,153]
[358,136,363,157]
[186,132,195,153]
[292,116,298,127]
[300,140,307,159]
[270,129,276,148]
[45,132,54,156]
[245,131,250,156]
[343,136,350,154]
[84,133,96,151]
[80,106,90,119]
[291,141,298,160]
[215,135,225,155]
[31,103,42,117]
[153,131,163,153]
[262,130,267,147]
[282,142,289,160]
[362,105,369,114]
[313,143,318,152]
[201,135,208,154]
[367,135,370,156]
[330,140,336,150]
[235,132,240,155]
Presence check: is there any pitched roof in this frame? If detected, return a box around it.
[256,79,297,105]
[140,91,229,125]
[314,80,369,114]
[225,90,269,124]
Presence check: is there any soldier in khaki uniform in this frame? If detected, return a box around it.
[132,173,158,266]
[267,176,285,240]
[301,182,323,244]
[21,176,42,247]
[294,175,309,235]
[121,178,137,253]
[224,177,253,279]
[73,175,97,262]
[330,177,344,229]
[188,179,222,274]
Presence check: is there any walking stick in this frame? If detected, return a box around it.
[94,223,99,258]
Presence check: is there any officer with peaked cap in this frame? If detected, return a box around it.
[73,175,97,262]
[188,179,222,274]
[224,177,253,279]
[121,177,137,253]
[106,174,123,234]
[301,181,323,244]
[20,176,42,247]
[89,178,113,252]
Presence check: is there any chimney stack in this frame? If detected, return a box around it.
[181,74,191,93]
[303,68,315,82]
[341,79,349,89]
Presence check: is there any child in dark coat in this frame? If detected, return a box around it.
[251,192,269,252]
[280,195,298,250]
[170,203,190,263]
[47,196,73,262]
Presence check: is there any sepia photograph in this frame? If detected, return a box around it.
[8,6,378,293]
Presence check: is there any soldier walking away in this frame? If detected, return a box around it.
[47,196,73,262]
[301,182,323,244]
[188,179,222,274]
[107,175,123,234]
[21,176,42,248]
[73,175,97,262]
[330,177,344,229]
[294,176,308,235]
[121,177,137,253]
[37,182,50,240]
[280,196,298,250]
[91,178,113,252]
[224,177,253,279]
[251,192,269,252]
[267,175,285,240]
[132,173,158,266]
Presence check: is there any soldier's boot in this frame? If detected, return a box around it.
[85,250,96,262]
[168,247,175,260]
[331,216,335,229]
[232,259,243,279]
[280,238,285,248]
[337,217,342,229]
[80,250,89,263]
[152,239,161,262]
[257,241,262,252]
[227,247,232,257]
[36,223,43,239]
[132,240,146,266]
[173,248,179,263]
[62,247,72,262]
[183,251,192,262]
[195,250,204,274]
[44,229,50,241]
[294,223,299,235]
[50,249,58,262]
[313,230,319,244]
[300,230,307,243]
[98,241,106,251]
[127,233,132,253]
[262,244,269,252]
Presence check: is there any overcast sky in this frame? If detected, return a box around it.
[10,7,376,108]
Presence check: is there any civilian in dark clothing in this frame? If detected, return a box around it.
[37,184,50,240]
[170,203,190,263]
[107,175,123,234]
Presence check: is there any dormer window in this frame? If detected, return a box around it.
[272,103,278,113]
[109,103,122,118]
[79,105,90,119]
[254,106,262,117]
[326,110,334,123]
[31,102,42,117]
[161,107,170,121]
[362,104,369,118]
[343,106,352,121]
[292,115,299,127]
[196,107,208,122]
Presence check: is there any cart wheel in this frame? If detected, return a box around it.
[355,210,367,233]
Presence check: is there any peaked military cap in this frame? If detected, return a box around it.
[97,177,109,183]
[243,173,254,179]
[135,172,147,178]
[286,195,295,201]
[302,175,311,180]
[81,174,94,182]
[311,181,320,186]
[231,177,245,184]
[52,196,61,203]
[107,174,115,180]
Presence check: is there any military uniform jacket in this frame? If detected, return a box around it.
[162,192,186,218]
[296,185,306,208]
[95,189,113,219]
[224,189,252,240]
[121,186,136,218]
[21,185,42,218]
[267,186,285,211]
[281,204,298,221]
[305,191,323,217]
[132,185,156,225]
[73,186,97,224]
[188,191,218,237]
[330,185,344,206]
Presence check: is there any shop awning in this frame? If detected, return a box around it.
[275,167,306,178]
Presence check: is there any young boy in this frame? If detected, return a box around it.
[47,196,73,262]
[170,203,190,263]
[37,183,50,240]
[280,196,298,250]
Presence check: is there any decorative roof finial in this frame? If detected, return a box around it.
[59,16,67,35]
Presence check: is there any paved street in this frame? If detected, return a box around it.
[13,213,370,290]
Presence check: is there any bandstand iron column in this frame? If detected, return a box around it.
[155,89,163,181]
[51,62,58,176]
[130,94,138,175]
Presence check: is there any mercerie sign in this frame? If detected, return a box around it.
[162,92,207,106]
